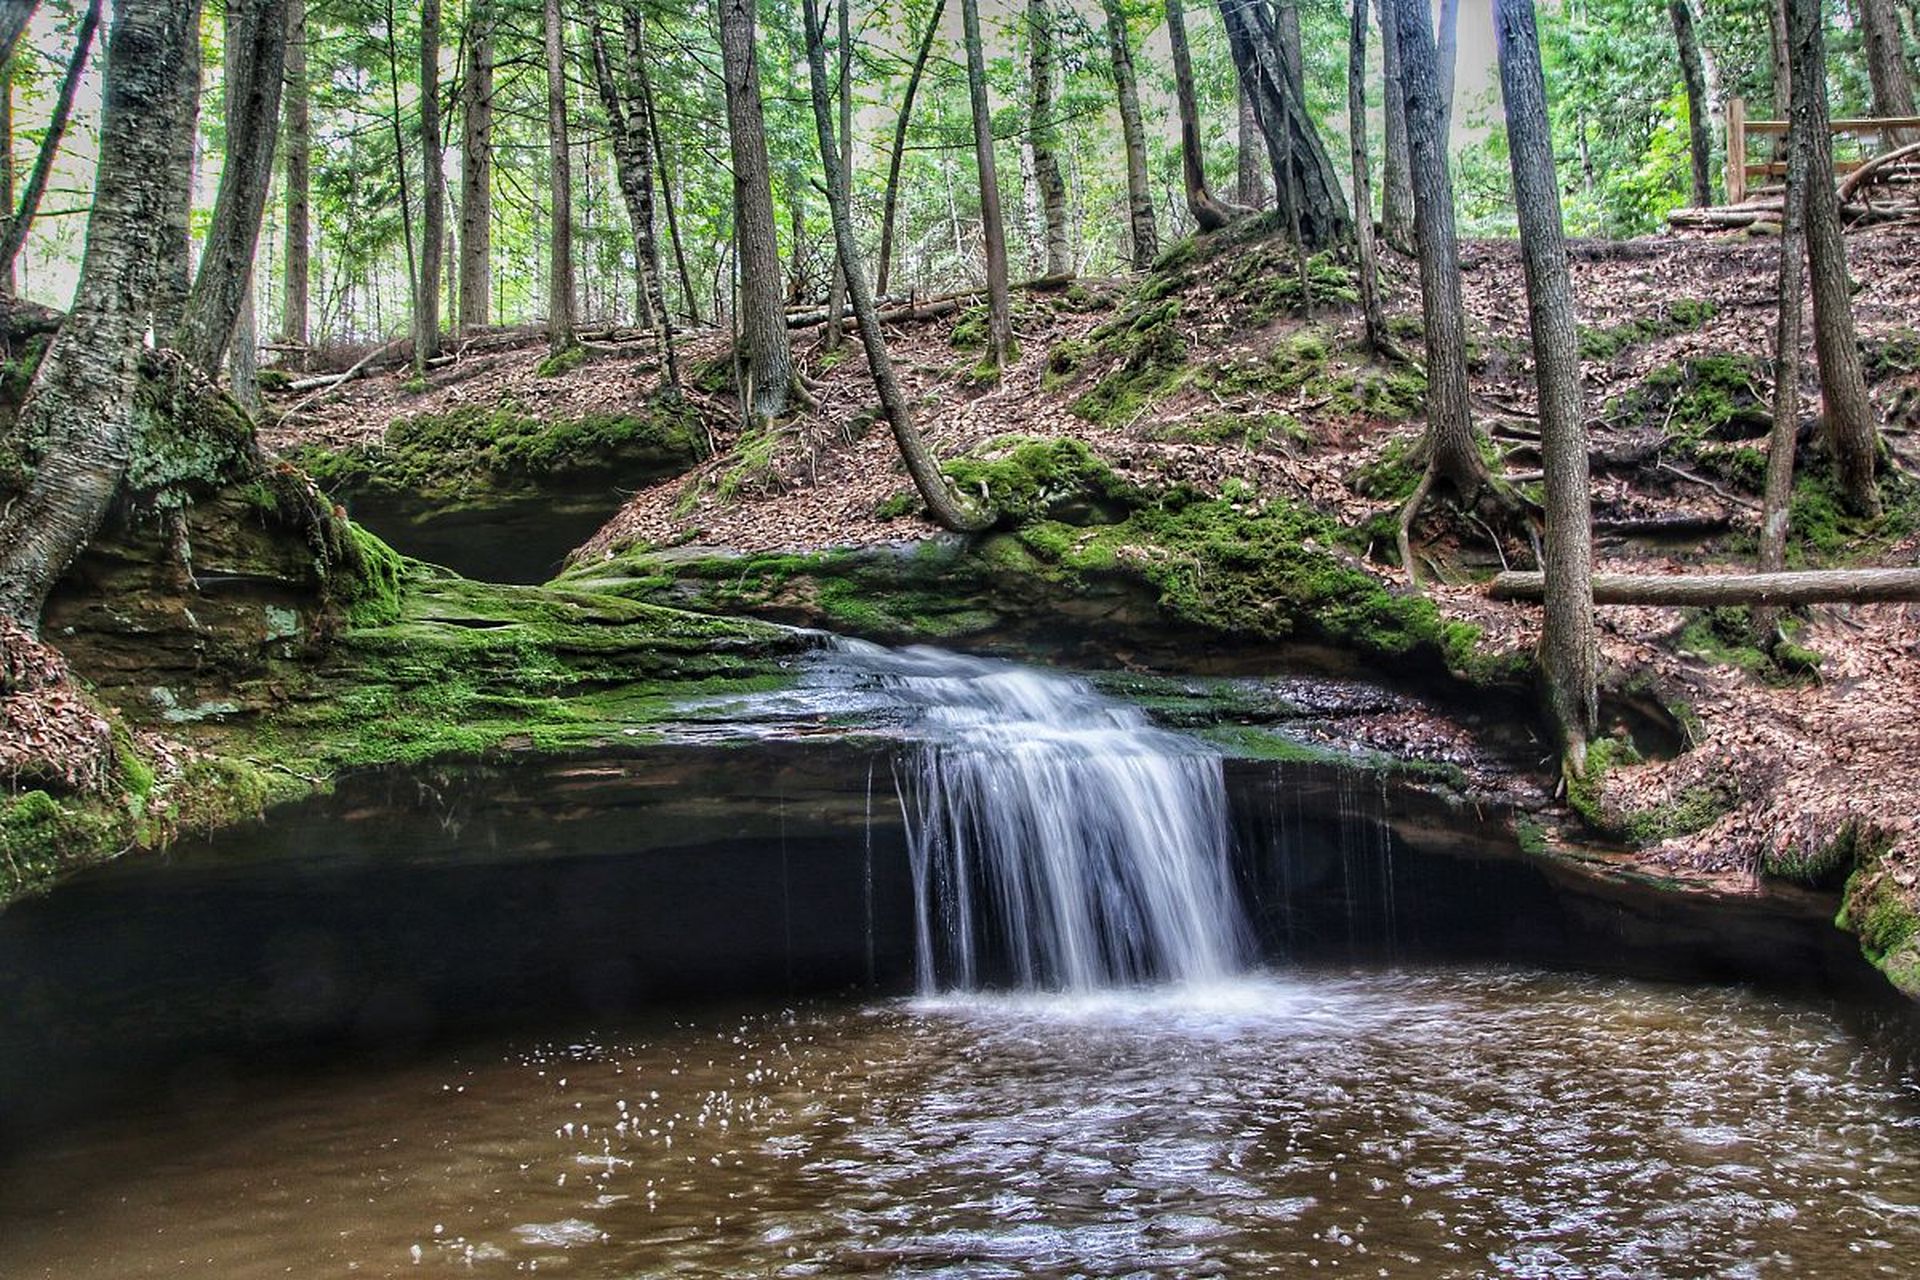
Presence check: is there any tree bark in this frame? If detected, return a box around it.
[0,2,36,68]
[961,0,1014,371]
[824,0,853,350]
[1101,0,1159,270]
[150,6,202,341]
[800,0,992,533]
[1347,0,1386,353]
[1218,0,1351,249]
[633,27,694,326]
[1790,0,1881,515]
[282,0,309,351]
[877,0,946,297]
[177,0,287,375]
[719,0,793,420]
[1860,0,1919,124]
[0,0,201,628]
[1377,0,1414,249]
[1236,77,1267,209]
[1757,53,1812,637]
[1437,0,1459,140]
[1497,0,1596,776]
[418,0,444,360]
[0,0,101,284]
[1028,0,1073,273]
[1168,0,1239,231]
[1390,0,1492,547]
[1669,0,1715,207]
[590,8,677,388]
[1491,568,1920,606]
[0,47,12,297]
[458,0,493,334]
[544,0,577,354]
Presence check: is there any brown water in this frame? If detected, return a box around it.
[2,966,1917,1278]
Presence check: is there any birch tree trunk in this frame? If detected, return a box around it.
[1102,0,1159,269]
[1028,0,1073,274]
[1497,0,1596,776]
[0,0,201,628]
[177,0,287,375]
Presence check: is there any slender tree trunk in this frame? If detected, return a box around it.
[801,0,992,533]
[960,0,1013,371]
[458,0,493,334]
[177,0,287,375]
[1377,0,1414,248]
[1756,58,1812,636]
[634,31,695,326]
[0,0,101,285]
[0,0,200,628]
[282,0,309,352]
[544,0,576,353]
[1790,0,1881,514]
[417,0,444,360]
[382,0,421,358]
[0,3,37,68]
[0,51,13,296]
[719,0,793,419]
[1237,78,1267,208]
[151,6,203,342]
[1168,0,1238,231]
[1028,0,1073,274]
[877,0,947,297]
[824,0,852,350]
[222,0,261,409]
[1347,0,1385,353]
[1102,0,1159,269]
[621,4,675,385]
[1218,0,1351,248]
[1437,0,1459,140]
[1497,0,1596,776]
[1392,0,1491,529]
[1860,0,1919,123]
[1669,0,1715,207]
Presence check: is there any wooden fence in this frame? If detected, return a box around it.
[1725,96,1920,204]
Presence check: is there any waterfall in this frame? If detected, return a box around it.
[830,640,1251,993]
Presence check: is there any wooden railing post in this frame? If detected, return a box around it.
[1727,95,1747,206]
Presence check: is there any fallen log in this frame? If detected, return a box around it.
[1490,567,1920,606]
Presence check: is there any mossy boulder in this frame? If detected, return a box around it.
[1838,836,1920,997]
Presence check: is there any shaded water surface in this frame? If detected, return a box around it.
[3,967,1917,1278]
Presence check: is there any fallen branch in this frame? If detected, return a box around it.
[1490,567,1920,605]
[1839,140,1920,202]
[276,337,407,414]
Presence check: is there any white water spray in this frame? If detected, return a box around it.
[831,640,1251,993]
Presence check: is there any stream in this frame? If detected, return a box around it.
[1,641,1916,1276]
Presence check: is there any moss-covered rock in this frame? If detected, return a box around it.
[1838,836,1920,997]
[942,436,1139,526]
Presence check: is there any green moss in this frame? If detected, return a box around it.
[1674,606,1821,684]
[1577,297,1718,362]
[1838,837,1920,996]
[874,491,920,520]
[1216,247,1358,325]
[535,344,588,377]
[1605,353,1769,446]
[1566,735,1734,845]
[1070,299,1189,425]
[950,304,990,351]
[943,437,1138,526]
[0,790,124,903]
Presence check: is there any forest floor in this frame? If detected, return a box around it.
[252,220,1920,980]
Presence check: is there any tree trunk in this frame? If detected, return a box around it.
[1790,0,1881,515]
[1669,0,1714,207]
[1236,78,1267,208]
[1101,0,1159,270]
[0,0,101,285]
[1860,0,1919,123]
[877,0,946,297]
[1497,0,1596,776]
[634,27,694,326]
[960,0,1013,371]
[1757,53,1812,636]
[417,0,444,361]
[282,0,310,352]
[1492,568,1920,606]
[458,0,493,334]
[800,0,992,534]
[1437,0,1459,140]
[1377,0,1414,249]
[0,0,200,628]
[1391,0,1488,504]
[621,4,675,385]
[544,0,576,353]
[0,3,37,68]
[824,0,853,350]
[719,0,793,420]
[0,48,12,296]
[1168,0,1238,231]
[1347,0,1385,353]
[1218,0,1351,249]
[152,14,201,341]
[176,0,286,375]
[1028,0,1074,273]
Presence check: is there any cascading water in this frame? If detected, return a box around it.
[829,640,1252,993]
